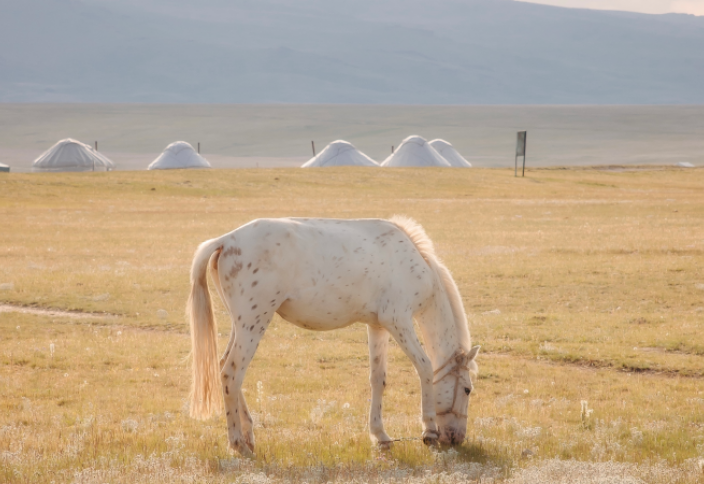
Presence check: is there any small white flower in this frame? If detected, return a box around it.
[64,373,68,377]
[121,419,138,433]
[49,343,55,357]
[343,402,350,409]
[524,389,529,394]
[117,331,122,336]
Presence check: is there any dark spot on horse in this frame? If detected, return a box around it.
[250,325,254,331]
[253,268,259,274]
[238,315,241,321]
[225,386,229,394]
[247,262,251,269]
[252,304,257,310]
[252,281,258,287]
[228,262,243,279]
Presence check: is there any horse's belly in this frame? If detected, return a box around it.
[276,298,375,331]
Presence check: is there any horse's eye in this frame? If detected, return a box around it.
[464,387,471,395]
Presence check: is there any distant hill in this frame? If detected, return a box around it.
[0,0,703,103]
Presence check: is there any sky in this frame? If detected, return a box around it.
[521,0,704,15]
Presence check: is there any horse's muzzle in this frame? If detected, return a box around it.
[439,426,465,445]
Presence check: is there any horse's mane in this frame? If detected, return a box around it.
[389,215,471,352]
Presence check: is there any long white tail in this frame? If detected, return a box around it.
[188,237,224,419]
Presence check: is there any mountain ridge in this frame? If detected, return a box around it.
[0,0,702,103]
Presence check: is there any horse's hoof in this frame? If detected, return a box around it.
[243,432,255,453]
[229,439,255,459]
[244,438,255,454]
[378,440,394,451]
[422,430,439,446]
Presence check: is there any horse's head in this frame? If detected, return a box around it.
[434,345,480,445]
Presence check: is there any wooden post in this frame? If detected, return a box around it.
[391,145,394,153]
[311,141,316,156]
[198,142,200,154]
[94,141,98,151]
[522,132,528,177]
[515,131,527,177]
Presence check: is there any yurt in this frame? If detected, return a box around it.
[33,139,115,172]
[381,135,451,167]
[0,163,9,173]
[148,141,211,170]
[429,139,472,167]
[302,140,378,167]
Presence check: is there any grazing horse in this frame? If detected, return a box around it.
[188,216,480,457]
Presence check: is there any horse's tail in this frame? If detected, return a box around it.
[389,215,471,352]
[188,237,224,420]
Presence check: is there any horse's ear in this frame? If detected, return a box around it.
[467,345,481,362]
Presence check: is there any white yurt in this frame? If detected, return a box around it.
[429,139,472,167]
[0,163,9,173]
[148,141,211,170]
[381,135,451,167]
[33,139,115,172]
[302,140,378,167]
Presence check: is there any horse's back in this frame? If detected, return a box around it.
[216,218,434,329]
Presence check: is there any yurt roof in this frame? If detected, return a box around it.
[302,140,378,167]
[147,141,211,170]
[429,139,472,168]
[381,135,451,167]
[32,138,115,172]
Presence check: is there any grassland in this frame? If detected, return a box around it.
[1,167,703,483]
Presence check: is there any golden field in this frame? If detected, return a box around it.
[1,167,703,483]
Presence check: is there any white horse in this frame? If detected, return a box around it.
[188,216,480,457]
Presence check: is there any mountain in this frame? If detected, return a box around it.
[0,0,703,103]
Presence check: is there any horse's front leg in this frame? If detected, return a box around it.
[221,314,271,457]
[367,325,393,448]
[380,312,439,446]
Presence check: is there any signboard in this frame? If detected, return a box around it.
[515,131,527,177]
[516,131,527,157]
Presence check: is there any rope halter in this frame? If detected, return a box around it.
[433,349,472,419]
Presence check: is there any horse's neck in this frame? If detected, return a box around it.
[416,289,461,368]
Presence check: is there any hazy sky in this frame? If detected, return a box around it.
[521,0,704,15]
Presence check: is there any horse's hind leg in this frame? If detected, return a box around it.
[238,390,255,452]
[220,307,273,457]
[220,331,255,452]
[211,251,237,371]
[367,325,393,447]
[379,311,439,446]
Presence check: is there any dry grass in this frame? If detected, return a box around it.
[1,166,703,483]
